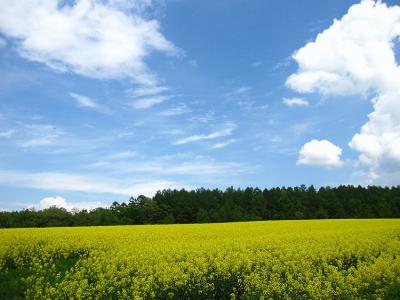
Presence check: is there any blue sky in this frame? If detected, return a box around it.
[0,0,400,210]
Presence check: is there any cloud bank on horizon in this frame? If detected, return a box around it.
[0,0,399,210]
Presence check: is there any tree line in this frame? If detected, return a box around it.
[1,185,399,228]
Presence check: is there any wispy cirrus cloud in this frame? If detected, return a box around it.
[70,92,110,113]
[0,129,16,138]
[229,86,252,96]
[131,95,171,109]
[70,93,98,108]
[161,129,185,136]
[0,36,6,48]
[105,150,137,160]
[128,86,170,97]
[251,61,263,68]
[282,97,309,107]
[16,124,61,148]
[0,151,253,197]
[188,111,215,124]
[225,86,268,111]
[0,169,184,197]
[84,154,252,177]
[174,123,236,145]
[158,103,191,116]
[212,139,236,149]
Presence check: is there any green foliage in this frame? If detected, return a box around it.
[1,185,400,228]
[385,281,400,299]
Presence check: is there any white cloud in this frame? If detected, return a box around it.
[84,154,251,177]
[161,129,184,135]
[69,92,109,113]
[282,97,309,107]
[163,160,246,176]
[188,111,215,123]
[158,103,191,116]
[286,0,400,96]
[0,36,6,47]
[105,0,155,12]
[16,124,61,148]
[226,86,269,111]
[105,150,137,160]
[18,138,56,148]
[36,195,105,211]
[231,86,252,95]
[174,124,236,145]
[0,129,16,138]
[0,0,179,85]
[132,95,170,109]
[287,0,400,183]
[39,195,69,209]
[212,139,236,149]
[251,61,263,67]
[297,139,343,167]
[348,91,400,183]
[188,59,198,67]
[273,57,291,71]
[0,169,182,196]
[129,86,170,97]
[70,92,98,108]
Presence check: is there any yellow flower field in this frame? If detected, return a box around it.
[1,219,400,299]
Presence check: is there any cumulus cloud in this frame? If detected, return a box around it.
[348,91,400,183]
[36,195,105,211]
[287,0,400,183]
[0,0,179,85]
[286,0,400,96]
[297,139,343,167]
[282,97,309,107]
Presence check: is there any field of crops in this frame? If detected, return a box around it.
[1,219,400,299]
